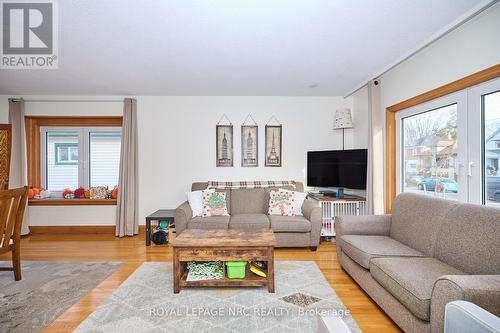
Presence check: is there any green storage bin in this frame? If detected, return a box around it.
[226,261,247,279]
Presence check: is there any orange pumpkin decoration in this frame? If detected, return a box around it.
[32,188,40,196]
[111,186,118,199]
[62,188,73,198]
[27,188,35,199]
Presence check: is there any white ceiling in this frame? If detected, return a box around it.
[0,0,489,96]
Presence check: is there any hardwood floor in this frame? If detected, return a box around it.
[0,233,402,333]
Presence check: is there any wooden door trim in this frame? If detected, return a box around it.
[0,124,12,190]
[385,63,500,213]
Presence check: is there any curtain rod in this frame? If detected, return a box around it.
[10,99,124,103]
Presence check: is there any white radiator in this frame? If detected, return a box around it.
[319,201,367,237]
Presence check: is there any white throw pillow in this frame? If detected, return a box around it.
[279,188,307,216]
[187,189,214,217]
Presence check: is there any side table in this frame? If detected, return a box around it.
[145,209,175,246]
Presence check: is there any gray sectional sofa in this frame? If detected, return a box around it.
[174,182,322,249]
[335,193,500,333]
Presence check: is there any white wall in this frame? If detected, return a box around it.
[0,95,368,226]
[137,96,367,223]
[380,4,500,108]
[350,89,369,150]
[26,206,117,226]
[375,3,500,210]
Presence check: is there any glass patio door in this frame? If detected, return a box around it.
[468,78,500,206]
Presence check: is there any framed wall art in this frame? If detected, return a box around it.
[241,114,258,167]
[241,125,258,167]
[265,124,282,167]
[216,124,233,167]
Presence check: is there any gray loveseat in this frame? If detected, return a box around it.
[174,182,322,249]
[335,193,500,333]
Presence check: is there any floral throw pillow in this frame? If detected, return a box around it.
[268,190,295,216]
[202,190,229,217]
[279,188,307,216]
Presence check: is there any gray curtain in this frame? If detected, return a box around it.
[367,80,383,214]
[8,98,30,235]
[115,98,138,237]
[366,85,374,215]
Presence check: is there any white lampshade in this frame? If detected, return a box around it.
[334,108,353,129]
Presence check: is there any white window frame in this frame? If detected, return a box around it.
[40,126,122,195]
[396,77,500,205]
[467,78,500,205]
[395,91,468,202]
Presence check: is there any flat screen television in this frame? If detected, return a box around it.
[307,149,367,189]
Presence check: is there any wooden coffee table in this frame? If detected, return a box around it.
[171,229,276,293]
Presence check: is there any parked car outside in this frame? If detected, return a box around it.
[486,176,500,202]
[417,177,458,193]
[405,174,424,187]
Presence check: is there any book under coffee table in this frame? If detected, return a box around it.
[171,229,276,293]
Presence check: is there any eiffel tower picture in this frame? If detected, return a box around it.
[265,125,282,167]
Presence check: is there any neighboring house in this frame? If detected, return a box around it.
[46,132,121,191]
[404,135,457,180]
[485,128,500,176]
[436,140,458,179]
[46,133,79,191]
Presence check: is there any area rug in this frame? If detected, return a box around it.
[74,261,362,333]
[0,261,122,333]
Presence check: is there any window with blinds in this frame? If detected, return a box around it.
[41,127,121,194]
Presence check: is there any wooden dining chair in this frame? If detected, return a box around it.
[0,186,28,281]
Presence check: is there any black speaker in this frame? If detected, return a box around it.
[152,227,169,245]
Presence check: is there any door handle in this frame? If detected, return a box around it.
[468,161,474,177]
